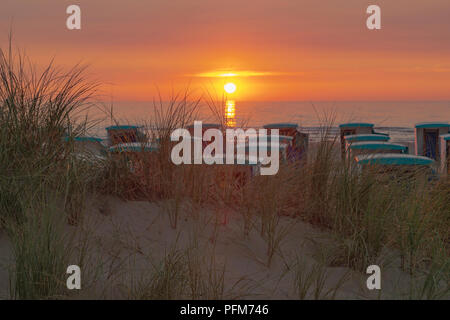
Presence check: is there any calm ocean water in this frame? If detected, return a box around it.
[91,101,449,144]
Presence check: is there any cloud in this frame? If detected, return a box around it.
[190,70,303,78]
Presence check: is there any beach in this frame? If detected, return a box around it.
[0,134,447,299]
[0,0,449,302]
[0,191,423,299]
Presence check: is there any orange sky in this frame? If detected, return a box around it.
[1,0,450,101]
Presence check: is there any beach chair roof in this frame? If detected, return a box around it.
[414,122,450,129]
[106,125,139,131]
[344,134,390,142]
[441,134,450,141]
[263,123,298,129]
[109,142,158,153]
[349,141,407,151]
[64,136,103,143]
[339,122,374,128]
[355,154,434,166]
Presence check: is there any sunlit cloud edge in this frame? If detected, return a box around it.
[188,70,304,78]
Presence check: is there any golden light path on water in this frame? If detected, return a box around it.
[225,100,236,127]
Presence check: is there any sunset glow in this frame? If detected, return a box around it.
[0,1,449,101]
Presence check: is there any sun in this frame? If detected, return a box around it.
[224,82,236,94]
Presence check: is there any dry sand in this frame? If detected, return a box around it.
[0,189,423,299]
[0,194,421,299]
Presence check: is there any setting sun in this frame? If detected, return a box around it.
[224,82,236,94]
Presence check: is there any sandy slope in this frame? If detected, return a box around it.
[71,197,413,299]
[0,195,419,299]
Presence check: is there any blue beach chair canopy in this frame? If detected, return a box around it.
[339,122,374,128]
[415,122,450,129]
[349,142,407,152]
[106,125,139,131]
[344,134,390,142]
[64,136,103,143]
[355,154,434,166]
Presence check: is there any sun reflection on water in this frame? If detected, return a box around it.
[225,100,236,127]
